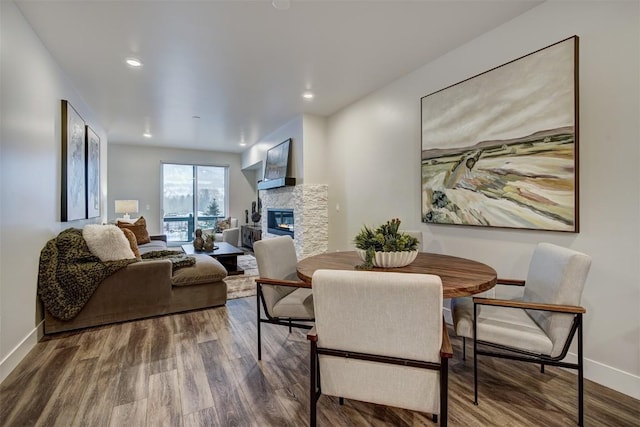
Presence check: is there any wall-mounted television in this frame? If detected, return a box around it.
[258,138,296,190]
[264,138,291,181]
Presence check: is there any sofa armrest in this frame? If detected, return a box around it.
[44,259,175,334]
[222,227,240,245]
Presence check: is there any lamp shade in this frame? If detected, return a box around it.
[115,200,139,215]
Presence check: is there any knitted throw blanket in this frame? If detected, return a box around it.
[38,228,137,321]
[141,250,196,271]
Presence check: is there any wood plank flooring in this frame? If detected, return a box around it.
[1,297,638,426]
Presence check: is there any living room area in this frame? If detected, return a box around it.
[2,1,639,425]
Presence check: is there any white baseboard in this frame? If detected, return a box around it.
[0,321,43,384]
[442,306,639,399]
[563,351,640,400]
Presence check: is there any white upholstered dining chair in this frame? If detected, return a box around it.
[253,235,314,360]
[451,242,591,426]
[308,269,451,426]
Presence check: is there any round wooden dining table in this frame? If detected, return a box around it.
[297,251,497,298]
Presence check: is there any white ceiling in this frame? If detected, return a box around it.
[16,0,542,153]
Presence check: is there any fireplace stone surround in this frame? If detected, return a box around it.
[259,184,328,259]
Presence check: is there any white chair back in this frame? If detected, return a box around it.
[522,243,591,357]
[312,269,443,413]
[253,236,298,316]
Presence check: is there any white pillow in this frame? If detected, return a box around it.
[83,224,136,261]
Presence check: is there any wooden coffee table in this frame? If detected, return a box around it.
[181,242,245,276]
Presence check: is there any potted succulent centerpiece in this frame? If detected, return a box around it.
[354,218,419,270]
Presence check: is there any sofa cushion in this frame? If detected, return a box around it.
[171,254,227,287]
[117,216,151,245]
[121,228,141,259]
[83,224,136,261]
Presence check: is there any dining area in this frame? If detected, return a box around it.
[252,219,597,426]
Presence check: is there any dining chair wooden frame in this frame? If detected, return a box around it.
[472,296,586,426]
[255,277,313,361]
[308,321,452,427]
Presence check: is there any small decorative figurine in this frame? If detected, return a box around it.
[245,209,249,224]
[203,234,215,252]
[193,229,205,251]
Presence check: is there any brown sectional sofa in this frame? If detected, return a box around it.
[44,235,229,334]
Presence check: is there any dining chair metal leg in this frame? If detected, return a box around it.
[256,289,262,361]
[339,397,344,405]
[440,356,449,426]
[473,303,479,406]
[578,314,584,427]
[310,339,318,427]
[540,363,545,373]
[462,337,466,361]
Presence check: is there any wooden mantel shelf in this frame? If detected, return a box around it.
[257,177,296,190]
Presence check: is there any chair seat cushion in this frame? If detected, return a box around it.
[272,288,314,319]
[477,304,553,355]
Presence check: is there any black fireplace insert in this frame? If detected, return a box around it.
[267,208,294,237]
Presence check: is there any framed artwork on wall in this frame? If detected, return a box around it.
[421,36,579,232]
[86,125,100,218]
[61,100,87,222]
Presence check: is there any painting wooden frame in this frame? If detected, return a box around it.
[421,36,579,232]
[86,125,100,218]
[61,100,87,222]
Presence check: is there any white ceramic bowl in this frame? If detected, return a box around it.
[356,249,418,268]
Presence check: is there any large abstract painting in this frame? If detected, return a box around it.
[86,125,100,218]
[421,36,579,232]
[61,100,86,222]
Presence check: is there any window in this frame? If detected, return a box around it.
[162,163,228,242]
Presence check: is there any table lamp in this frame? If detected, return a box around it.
[115,199,138,221]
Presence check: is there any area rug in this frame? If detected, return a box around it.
[224,254,258,300]
[236,254,259,276]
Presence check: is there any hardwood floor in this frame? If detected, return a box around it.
[1,297,638,426]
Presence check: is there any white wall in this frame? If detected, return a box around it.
[302,114,327,184]
[325,1,639,398]
[241,115,303,181]
[108,144,255,236]
[0,2,108,383]
[241,114,327,184]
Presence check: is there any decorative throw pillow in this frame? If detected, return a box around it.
[121,228,141,259]
[117,216,151,245]
[83,224,136,261]
[216,217,231,232]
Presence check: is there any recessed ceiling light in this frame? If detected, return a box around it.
[143,132,152,138]
[192,115,201,119]
[239,142,247,147]
[272,0,290,10]
[302,91,314,100]
[125,57,143,68]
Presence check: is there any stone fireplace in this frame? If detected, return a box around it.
[259,184,328,258]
